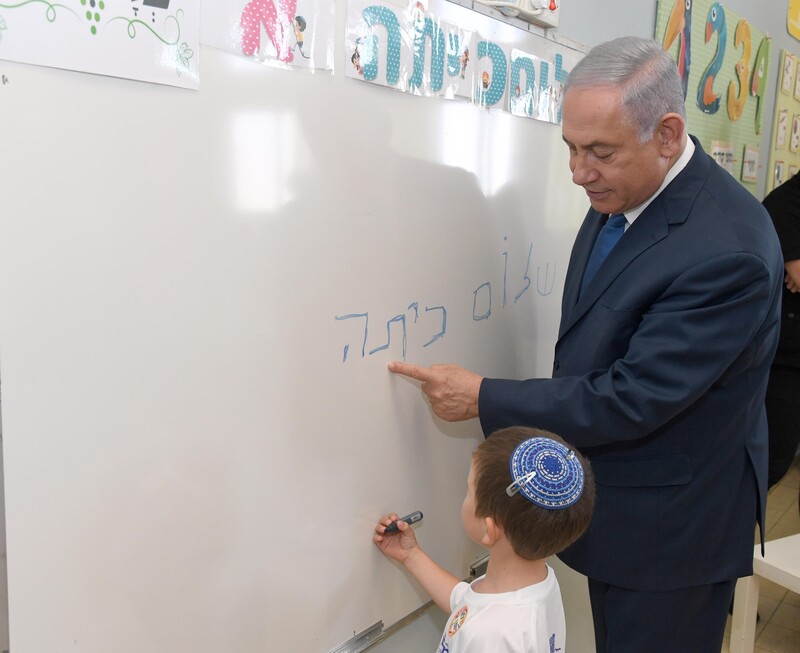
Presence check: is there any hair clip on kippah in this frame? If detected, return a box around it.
[506,470,537,496]
[507,437,585,510]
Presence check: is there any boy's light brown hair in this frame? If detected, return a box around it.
[472,426,595,560]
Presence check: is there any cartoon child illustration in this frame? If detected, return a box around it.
[351,39,363,75]
[293,15,309,58]
[510,84,522,113]
[477,70,491,104]
[411,0,426,30]
[459,48,469,79]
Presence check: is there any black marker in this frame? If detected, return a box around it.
[383,511,423,534]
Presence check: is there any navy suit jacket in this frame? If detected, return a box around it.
[479,138,783,591]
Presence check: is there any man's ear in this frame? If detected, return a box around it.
[657,113,686,158]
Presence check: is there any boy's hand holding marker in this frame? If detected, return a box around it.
[373,511,424,564]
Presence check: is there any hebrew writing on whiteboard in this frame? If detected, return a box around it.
[0,0,198,87]
[201,0,334,72]
[335,238,557,363]
[345,0,580,124]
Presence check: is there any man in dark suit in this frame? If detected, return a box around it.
[389,37,783,652]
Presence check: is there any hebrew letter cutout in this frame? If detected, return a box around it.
[509,55,536,117]
[410,17,445,92]
[423,305,446,347]
[362,6,402,86]
[241,0,298,62]
[538,60,550,97]
[554,53,569,122]
[477,41,508,107]
[335,313,369,362]
[554,53,568,86]
[446,32,461,76]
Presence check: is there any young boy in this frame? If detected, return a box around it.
[373,427,595,653]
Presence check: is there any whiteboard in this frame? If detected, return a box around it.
[0,4,587,651]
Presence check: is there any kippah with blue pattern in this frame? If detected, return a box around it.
[506,437,584,509]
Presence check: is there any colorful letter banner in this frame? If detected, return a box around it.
[345,0,581,125]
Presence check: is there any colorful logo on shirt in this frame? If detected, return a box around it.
[447,606,468,636]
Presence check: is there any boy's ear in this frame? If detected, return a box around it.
[482,516,501,547]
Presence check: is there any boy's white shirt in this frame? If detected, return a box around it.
[436,563,566,653]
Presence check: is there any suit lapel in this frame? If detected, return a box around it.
[560,209,604,327]
[558,137,711,341]
[559,207,670,338]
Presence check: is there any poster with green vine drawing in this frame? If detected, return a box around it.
[0,0,198,87]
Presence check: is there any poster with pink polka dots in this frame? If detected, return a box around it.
[0,0,199,88]
[201,0,334,71]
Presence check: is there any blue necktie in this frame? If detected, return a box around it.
[580,213,627,296]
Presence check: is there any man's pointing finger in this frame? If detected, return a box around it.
[388,361,435,382]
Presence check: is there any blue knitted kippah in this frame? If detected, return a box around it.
[506,437,584,509]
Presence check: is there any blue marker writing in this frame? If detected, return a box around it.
[383,511,423,534]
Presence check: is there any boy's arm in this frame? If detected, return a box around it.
[401,545,461,613]
[373,516,461,613]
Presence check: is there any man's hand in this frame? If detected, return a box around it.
[785,259,800,293]
[388,361,483,422]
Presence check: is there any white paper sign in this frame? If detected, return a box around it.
[0,0,199,88]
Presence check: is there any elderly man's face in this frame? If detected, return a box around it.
[561,85,671,215]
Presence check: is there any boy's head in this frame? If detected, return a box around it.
[464,426,595,560]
